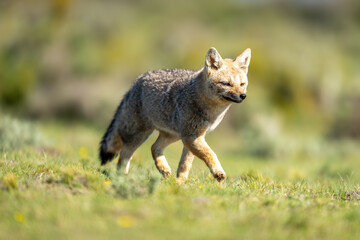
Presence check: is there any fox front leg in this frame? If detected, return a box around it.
[182,135,226,182]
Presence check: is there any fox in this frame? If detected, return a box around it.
[99,47,251,182]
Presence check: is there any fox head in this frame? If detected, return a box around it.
[203,47,251,104]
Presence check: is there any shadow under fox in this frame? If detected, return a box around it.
[100,47,251,182]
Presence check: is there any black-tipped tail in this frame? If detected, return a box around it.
[99,95,126,165]
[99,145,116,165]
[99,115,121,165]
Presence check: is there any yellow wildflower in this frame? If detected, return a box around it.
[78,147,88,158]
[14,212,25,223]
[117,215,134,228]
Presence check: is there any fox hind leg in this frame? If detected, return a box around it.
[151,131,179,177]
[117,146,134,175]
[117,129,153,174]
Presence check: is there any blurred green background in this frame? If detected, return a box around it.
[1,0,360,157]
[1,1,360,239]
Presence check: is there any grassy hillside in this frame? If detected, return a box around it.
[1,116,360,240]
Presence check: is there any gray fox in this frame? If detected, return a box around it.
[99,47,251,182]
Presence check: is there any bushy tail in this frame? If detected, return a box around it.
[99,110,123,165]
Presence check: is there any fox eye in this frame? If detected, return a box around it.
[220,81,232,87]
[240,82,246,87]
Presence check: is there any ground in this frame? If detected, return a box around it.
[1,120,360,240]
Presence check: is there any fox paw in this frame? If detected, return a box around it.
[213,171,226,182]
[158,166,171,178]
[162,169,171,178]
[156,162,172,178]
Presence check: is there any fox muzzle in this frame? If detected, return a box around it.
[223,93,246,103]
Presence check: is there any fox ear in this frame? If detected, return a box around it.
[235,48,251,74]
[205,47,223,70]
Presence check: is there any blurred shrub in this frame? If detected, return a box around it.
[328,96,360,139]
[104,167,161,199]
[0,116,42,152]
[0,50,37,105]
[0,0,359,142]
[1,173,18,190]
[240,126,276,158]
[235,113,293,159]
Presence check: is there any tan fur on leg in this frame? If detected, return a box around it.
[182,136,226,182]
[151,132,179,177]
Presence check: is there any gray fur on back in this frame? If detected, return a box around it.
[116,68,227,138]
[139,69,200,135]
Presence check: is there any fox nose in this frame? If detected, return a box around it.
[239,94,246,100]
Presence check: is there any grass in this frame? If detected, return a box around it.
[1,118,360,240]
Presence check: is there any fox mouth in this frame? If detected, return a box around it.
[222,95,243,103]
